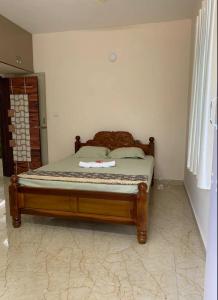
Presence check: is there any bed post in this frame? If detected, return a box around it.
[75,136,81,153]
[149,137,154,156]
[149,137,155,186]
[137,182,148,244]
[9,175,21,228]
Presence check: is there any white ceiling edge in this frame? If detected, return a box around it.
[0,0,197,34]
[31,18,193,37]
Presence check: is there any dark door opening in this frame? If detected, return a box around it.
[0,75,45,177]
[0,77,14,176]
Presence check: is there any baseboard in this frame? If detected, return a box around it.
[155,179,184,186]
[184,181,206,250]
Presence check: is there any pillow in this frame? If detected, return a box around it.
[108,147,146,159]
[74,146,110,159]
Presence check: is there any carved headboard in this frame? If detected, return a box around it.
[75,131,154,156]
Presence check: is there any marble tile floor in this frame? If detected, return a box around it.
[0,177,205,300]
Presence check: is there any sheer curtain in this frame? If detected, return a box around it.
[187,0,217,189]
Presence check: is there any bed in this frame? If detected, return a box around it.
[9,131,155,244]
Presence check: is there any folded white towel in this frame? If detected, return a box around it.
[79,161,116,168]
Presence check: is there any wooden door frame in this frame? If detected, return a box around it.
[0,77,14,176]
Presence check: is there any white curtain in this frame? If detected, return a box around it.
[187,0,217,189]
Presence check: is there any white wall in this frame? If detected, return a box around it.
[184,170,210,246]
[204,131,217,300]
[33,19,192,180]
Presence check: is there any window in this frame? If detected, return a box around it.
[187,0,217,189]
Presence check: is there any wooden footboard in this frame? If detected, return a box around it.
[9,175,149,244]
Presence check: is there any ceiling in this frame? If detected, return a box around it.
[0,0,197,34]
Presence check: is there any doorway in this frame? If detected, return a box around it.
[0,73,48,177]
[0,77,14,176]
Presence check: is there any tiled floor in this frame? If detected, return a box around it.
[0,175,205,300]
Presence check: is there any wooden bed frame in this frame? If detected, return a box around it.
[9,131,155,244]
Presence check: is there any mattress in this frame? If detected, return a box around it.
[19,155,154,194]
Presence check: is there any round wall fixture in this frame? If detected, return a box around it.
[109,52,117,63]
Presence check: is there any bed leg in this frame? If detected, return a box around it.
[9,175,21,228]
[137,182,148,244]
[13,214,21,228]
